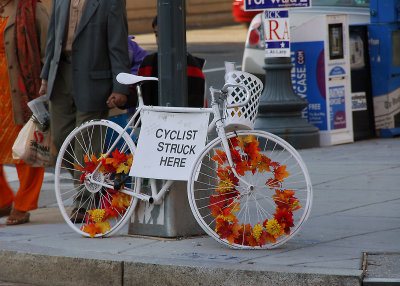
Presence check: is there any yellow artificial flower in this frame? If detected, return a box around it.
[217,179,233,193]
[252,223,263,242]
[265,219,283,238]
[88,209,105,223]
[244,135,256,144]
[116,163,130,174]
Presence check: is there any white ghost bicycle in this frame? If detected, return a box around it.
[54,70,312,249]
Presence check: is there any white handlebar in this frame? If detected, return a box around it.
[118,72,252,110]
[221,83,252,109]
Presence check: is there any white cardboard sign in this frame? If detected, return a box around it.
[130,110,210,181]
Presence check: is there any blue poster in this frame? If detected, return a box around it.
[245,0,311,10]
[291,41,327,131]
[329,86,346,130]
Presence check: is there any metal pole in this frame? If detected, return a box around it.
[157,0,187,107]
[128,0,203,239]
[254,57,320,149]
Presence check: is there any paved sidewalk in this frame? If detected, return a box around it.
[0,137,399,286]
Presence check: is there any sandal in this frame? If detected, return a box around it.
[6,209,30,225]
[0,205,12,218]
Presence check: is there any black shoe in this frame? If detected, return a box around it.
[70,208,87,224]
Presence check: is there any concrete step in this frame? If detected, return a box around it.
[0,282,37,286]
[363,278,400,285]
[363,253,400,286]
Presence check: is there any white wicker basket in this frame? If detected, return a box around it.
[223,71,263,131]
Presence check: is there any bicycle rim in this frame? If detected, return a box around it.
[54,120,138,237]
[188,130,312,249]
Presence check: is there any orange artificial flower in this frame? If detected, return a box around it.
[274,165,290,182]
[216,219,241,244]
[216,178,234,193]
[266,178,281,189]
[82,221,111,238]
[111,192,131,212]
[212,149,228,165]
[235,160,250,176]
[257,154,272,173]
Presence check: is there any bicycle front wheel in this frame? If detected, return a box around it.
[54,120,138,237]
[188,130,312,249]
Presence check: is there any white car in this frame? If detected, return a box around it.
[242,0,371,81]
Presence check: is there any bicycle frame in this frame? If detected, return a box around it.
[85,79,252,206]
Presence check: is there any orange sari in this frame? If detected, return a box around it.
[0,17,22,164]
[0,13,44,213]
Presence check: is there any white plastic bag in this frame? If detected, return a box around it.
[12,116,55,167]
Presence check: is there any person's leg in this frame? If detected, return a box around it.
[49,61,84,218]
[51,60,108,212]
[4,163,44,225]
[50,61,76,153]
[73,109,108,210]
[12,163,45,212]
[0,164,14,217]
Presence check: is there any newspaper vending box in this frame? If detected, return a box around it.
[291,14,354,146]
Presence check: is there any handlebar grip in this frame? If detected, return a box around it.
[116,73,158,85]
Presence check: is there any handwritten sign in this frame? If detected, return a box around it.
[130,110,210,181]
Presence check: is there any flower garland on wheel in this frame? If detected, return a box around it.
[73,149,133,237]
[209,135,302,247]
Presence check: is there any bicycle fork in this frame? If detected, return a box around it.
[209,87,254,191]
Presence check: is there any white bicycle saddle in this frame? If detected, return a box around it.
[116,73,158,85]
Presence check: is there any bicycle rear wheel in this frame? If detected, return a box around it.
[188,130,312,249]
[54,120,138,237]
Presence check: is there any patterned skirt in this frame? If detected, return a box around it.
[0,16,22,164]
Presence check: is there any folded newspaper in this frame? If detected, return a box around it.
[27,96,50,125]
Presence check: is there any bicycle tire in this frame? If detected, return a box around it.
[187,130,312,249]
[54,120,138,237]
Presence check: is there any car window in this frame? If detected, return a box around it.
[312,0,369,7]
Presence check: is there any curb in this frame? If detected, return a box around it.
[0,250,363,286]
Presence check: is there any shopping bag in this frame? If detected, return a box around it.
[12,116,56,167]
